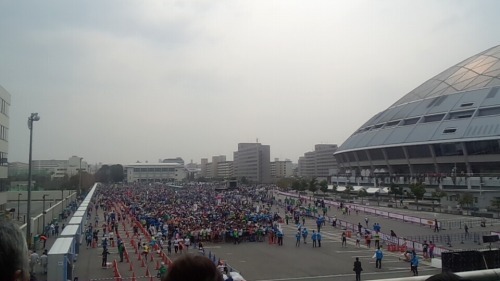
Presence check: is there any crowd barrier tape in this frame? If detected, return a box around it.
[278,191,449,256]
[277,191,442,229]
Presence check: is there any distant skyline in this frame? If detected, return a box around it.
[1,1,499,165]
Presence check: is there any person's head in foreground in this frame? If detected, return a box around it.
[0,217,29,281]
[163,254,223,281]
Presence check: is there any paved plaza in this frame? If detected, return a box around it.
[27,191,500,281]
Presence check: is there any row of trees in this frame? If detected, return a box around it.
[279,178,500,215]
[8,164,125,194]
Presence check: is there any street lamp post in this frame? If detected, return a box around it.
[42,194,49,234]
[17,193,21,221]
[26,112,40,248]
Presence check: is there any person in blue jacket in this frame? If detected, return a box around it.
[374,247,383,269]
[317,231,322,248]
[411,254,419,276]
[295,231,301,247]
[302,227,309,244]
[311,230,317,247]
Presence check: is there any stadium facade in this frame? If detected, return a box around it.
[334,45,500,192]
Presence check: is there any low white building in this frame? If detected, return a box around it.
[124,163,187,183]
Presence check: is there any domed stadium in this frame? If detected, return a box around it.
[334,45,500,192]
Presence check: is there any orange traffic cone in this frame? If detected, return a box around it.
[145,267,150,277]
[155,260,160,270]
[131,272,137,281]
[138,253,142,261]
[129,262,133,271]
[141,258,145,268]
[150,254,154,262]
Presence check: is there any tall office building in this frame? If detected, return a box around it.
[271,159,293,180]
[298,144,338,179]
[0,86,9,182]
[233,143,271,183]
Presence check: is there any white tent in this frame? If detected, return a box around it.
[353,186,366,191]
[366,187,381,194]
[336,186,347,192]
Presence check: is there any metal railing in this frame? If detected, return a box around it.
[374,268,500,281]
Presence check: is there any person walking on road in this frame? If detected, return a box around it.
[40,249,48,274]
[295,231,301,247]
[434,219,439,232]
[29,250,40,274]
[374,247,383,269]
[341,231,347,247]
[317,231,322,247]
[464,224,469,238]
[311,230,317,248]
[411,254,419,276]
[353,257,363,281]
[302,227,309,244]
[429,241,435,259]
[101,248,110,267]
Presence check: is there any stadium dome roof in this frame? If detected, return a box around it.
[391,45,500,108]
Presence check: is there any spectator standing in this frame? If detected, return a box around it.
[374,247,383,269]
[118,242,125,262]
[341,231,347,247]
[101,248,110,267]
[353,257,363,281]
[429,241,435,259]
[422,240,429,259]
[40,250,48,274]
[29,250,40,274]
[317,232,322,248]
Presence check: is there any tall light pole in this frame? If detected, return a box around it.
[26,112,40,248]
[79,157,83,197]
[17,193,21,221]
[42,194,49,234]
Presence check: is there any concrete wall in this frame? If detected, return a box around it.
[7,190,75,201]
[18,190,77,236]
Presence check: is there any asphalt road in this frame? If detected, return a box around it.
[205,220,441,281]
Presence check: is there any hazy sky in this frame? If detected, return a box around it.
[1,0,499,165]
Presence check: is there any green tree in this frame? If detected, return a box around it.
[319,180,328,194]
[277,178,294,190]
[299,178,308,193]
[291,179,301,191]
[431,190,447,212]
[345,185,353,200]
[389,183,403,203]
[358,189,368,204]
[409,182,426,211]
[308,178,319,194]
[110,164,124,182]
[459,193,474,215]
[331,184,338,198]
[490,197,500,218]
